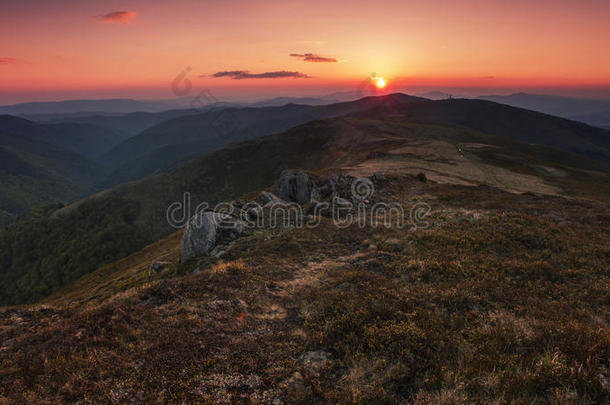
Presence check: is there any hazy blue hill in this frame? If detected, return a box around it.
[0,115,126,160]
[250,96,338,107]
[42,109,201,137]
[478,93,610,127]
[39,122,127,158]
[28,104,241,137]
[0,115,103,183]
[101,93,427,185]
[569,109,610,128]
[0,98,182,115]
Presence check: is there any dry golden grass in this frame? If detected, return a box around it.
[42,231,182,307]
[1,175,609,403]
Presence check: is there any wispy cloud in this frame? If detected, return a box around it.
[98,11,137,24]
[290,53,337,63]
[209,70,311,79]
[0,57,16,64]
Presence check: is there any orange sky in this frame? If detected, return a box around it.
[1,0,609,103]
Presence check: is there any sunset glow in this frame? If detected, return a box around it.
[374,77,387,89]
[1,0,609,103]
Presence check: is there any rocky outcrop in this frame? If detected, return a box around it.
[180,211,246,262]
[179,170,384,262]
[276,170,361,206]
[277,170,313,204]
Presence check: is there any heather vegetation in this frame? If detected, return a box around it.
[1,175,608,403]
[1,94,610,403]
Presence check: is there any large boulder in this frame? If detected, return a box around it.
[277,170,313,204]
[180,211,246,262]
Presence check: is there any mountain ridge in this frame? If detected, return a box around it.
[2,95,610,304]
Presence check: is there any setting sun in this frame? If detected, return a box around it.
[373,76,386,88]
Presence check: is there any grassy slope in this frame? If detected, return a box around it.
[1,176,609,403]
[2,113,610,306]
[358,98,610,163]
[43,232,182,307]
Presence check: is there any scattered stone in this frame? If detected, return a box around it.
[231,199,245,209]
[246,205,263,220]
[417,172,427,182]
[600,374,610,393]
[282,350,331,399]
[148,261,170,279]
[259,191,284,205]
[180,211,246,262]
[202,373,262,400]
[372,171,384,181]
[149,261,169,272]
[332,196,352,209]
[210,246,225,258]
[283,371,306,397]
[297,350,331,375]
[277,170,313,204]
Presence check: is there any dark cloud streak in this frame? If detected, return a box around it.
[209,70,310,79]
[99,11,137,24]
[290,53,337,63]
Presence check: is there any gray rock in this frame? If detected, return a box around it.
[332,195,352,209]
[372,171,384,181]
[149,261,168,272]
[210,246,225,258]
[328,173,339,191]
[247,205,263,219]
[283,371,306,397]
[277,170,313,204]
[231,199,245,209]
[148,261,170,279]
[259,191,284,205]
[180,211,246,262]
[297,350,332,378]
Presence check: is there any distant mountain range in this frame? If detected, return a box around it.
[0,92,377,117]
[2,93,610,304]
[33,109,203,136]
[2,92,610,227]
[99,94,427,186]
[250,96,340,107]
[0,98,190,115]
[477,93,610,128]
